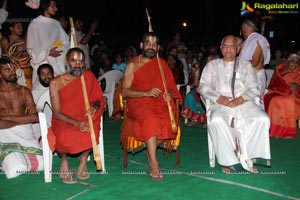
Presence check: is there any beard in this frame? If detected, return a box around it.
[39,78,51,87]
[65,65,85,77]
[142,49,156,59]
[5,74,18,83]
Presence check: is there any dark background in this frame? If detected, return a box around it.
[7,0,300,52]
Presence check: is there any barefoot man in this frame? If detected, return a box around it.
[199,35,271,173]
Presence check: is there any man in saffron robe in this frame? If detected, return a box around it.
[264,54,300,138]
[122,32,182,180]
[50,48,105,184]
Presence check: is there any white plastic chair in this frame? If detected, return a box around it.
[38,96,106,182]
[205,97,260,168]
[98,70,124,117]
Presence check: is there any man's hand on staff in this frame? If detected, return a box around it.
[163,91,172,102]
[147,88,162,98]
[74,121,89,132]
[85,101,100,116]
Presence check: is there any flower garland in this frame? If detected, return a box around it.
[25,0,40,9]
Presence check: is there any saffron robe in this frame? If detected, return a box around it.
[52,71,105,154]
[264,64,300,138]
[126,56,182,141]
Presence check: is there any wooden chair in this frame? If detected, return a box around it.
[120,98,181,169]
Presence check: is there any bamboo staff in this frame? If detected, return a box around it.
[145,9,177,134]
[69,17,102,170]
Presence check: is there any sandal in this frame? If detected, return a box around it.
[149,171,163,181]
[76,171,90,180]
[60,172,77,184]
[148,164,163,181]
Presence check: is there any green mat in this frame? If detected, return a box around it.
[1,115,300,200]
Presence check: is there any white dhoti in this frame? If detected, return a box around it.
[256,68,267,94]
[208,101,271,171]
[0,124,43,179]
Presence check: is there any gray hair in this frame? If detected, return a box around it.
[287,53,300,62]
[242,19,258,31]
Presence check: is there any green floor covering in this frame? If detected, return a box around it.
[1,115,300,200]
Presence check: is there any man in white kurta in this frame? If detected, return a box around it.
[239,20,271,95]
[199,35,271,173]
[26,0,69,90]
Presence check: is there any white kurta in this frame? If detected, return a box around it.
[198,59,271,171]
[74,30,90,68]
[239,32,271,93]
[26,15,70,90]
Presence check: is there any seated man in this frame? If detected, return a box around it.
[264,54,300,138]
[122,32,182,180]
[199,35,271,173]
[0,57,43,179]
[32,63,54,104]
[50,47,105,184]
[31,63,54,141]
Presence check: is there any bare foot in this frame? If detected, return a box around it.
[252,166,259,173]
[60,159,70,177]
[145,151,151,165]
[76,160,89,179]
[222,167,233,174]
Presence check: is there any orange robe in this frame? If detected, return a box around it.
[264,64,300,138]
[52,71,105,154]
[126,56,182,141]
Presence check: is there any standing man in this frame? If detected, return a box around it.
[26,0,70,90]
[73,17,98,68]
[199,35,271,173]
[239,19,271,95]
[1,22,32,89]
[0,57,43,179]
[50,47,105,184]
[122,32,182,180]
[0,0,9,56]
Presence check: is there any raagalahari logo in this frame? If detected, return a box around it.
[240,1,299,16]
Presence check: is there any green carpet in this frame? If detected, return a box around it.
[1,115,300,200]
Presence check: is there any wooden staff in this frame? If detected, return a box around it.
[69,17,102,170]
[145,9,177,134]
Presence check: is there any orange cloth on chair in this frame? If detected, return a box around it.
[264,64,300,138]
[126,56,182,141]
[52,71,105,154]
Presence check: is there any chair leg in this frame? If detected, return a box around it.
[123,147,128,169]
[208,133,215,167]
[176,149,180,166]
